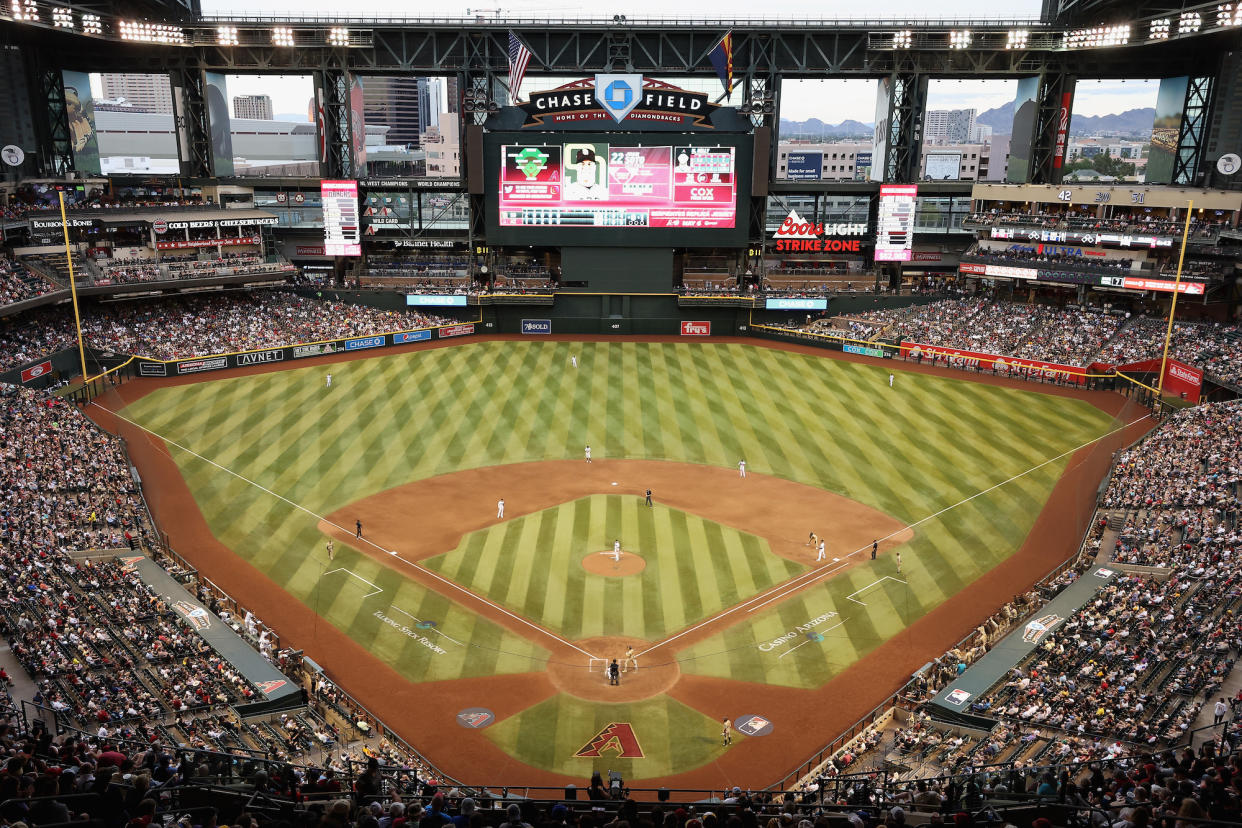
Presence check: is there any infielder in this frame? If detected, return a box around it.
[623,645,638,673]
[816,540,826,562]
[326,373,333,388]
[722,717,733,746]
[738,459,746,478]
[585,445,592,463]
[497,499,505,518]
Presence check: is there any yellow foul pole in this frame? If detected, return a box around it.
[59,191,88,384]
[1156,199,1194,399]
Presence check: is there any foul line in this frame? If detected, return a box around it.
[390,605,464,646]
[323,567,383,598]
[635,410,1153,660]
[91,402,598,661]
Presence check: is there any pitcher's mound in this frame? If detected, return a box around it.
[581,551,646,576]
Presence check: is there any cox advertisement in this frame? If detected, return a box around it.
[499,142,736,229]
[901,341,1085,385]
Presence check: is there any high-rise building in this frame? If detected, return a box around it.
[99,73,174,114]
[362,76,446,148]
[424,112,460,177]
[924,108,977,145]
[233,94,274,120]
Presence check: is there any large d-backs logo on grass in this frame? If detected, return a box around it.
[573,722,645,758]
[595,74,643,122]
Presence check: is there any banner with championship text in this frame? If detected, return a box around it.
[899,341,1087,385]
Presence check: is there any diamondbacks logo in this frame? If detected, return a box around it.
[118,556,144,573]
[257,680,287,696]
[573,722,644,758]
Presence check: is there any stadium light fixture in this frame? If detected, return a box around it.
[1063,23,1130,48]
[1218,3,1242,26]
[9,0,38,22]
[81,12,100,34]
[52,6,74,27]
[949,29,972,49]
[1006,28,1029,49]
[328,26,349,46]
[119,20,186,44]
[1178,11,1202,33]
[892,29,912,48]
[217,25,238,45]
[272,26,294,46]
[1149,18,1170,38]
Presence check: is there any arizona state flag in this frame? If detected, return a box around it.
[709,32,734,100]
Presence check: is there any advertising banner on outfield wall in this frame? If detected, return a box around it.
[133,326,471,377]
[900,341,1086,385]
[1107,357,1204,402]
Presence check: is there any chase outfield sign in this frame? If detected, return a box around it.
[519,76,720,128]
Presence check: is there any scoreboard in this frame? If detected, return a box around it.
[498,142,738,230]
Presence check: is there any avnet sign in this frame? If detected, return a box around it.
[236,350,284,366]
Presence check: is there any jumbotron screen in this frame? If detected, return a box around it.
[485,133,752,247]
[499,142,736,229]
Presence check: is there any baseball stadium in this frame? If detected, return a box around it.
[2,0,1242,826]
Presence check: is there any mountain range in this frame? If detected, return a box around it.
[782,104,1157,140]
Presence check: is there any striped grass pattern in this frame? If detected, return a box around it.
[425,495,804,640]
[121,341,1119,685]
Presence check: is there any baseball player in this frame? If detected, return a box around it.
[611,539,622,568]
[871,540,878,560]
[326,373,333,388]
[738,459,746,478]
[497,498,505,518]
[808,530,818,548]
[623,645,638,673]
[326,539,335,560]
[585,444,592,463]
[889,373,894,388]
[571,355,578,368]
[645,489,652,506]
[896,550,902,573]
[355,520,362,539]
[722,717,733,746]
[816,540,826,562]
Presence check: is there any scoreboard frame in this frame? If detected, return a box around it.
[483,131,753,248]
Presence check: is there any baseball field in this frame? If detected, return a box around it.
[96,336,1140,788]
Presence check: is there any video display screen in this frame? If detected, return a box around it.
[498,142,738,230]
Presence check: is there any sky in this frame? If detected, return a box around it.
[202,0,1042,19]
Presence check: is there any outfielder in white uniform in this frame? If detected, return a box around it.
[497,499,505,518]
[325,373,333,388]
[585,445,592,463]
[571,355,578,368]
[889,373,894,388]
[738,460,746,478]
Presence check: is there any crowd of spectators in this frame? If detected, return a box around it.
[966,209,1228,240]
[963,244,1135,274]
[0,259,57,307]
[840,298,1123,367]
[1094,317,1242,385]
[0,291,453,368]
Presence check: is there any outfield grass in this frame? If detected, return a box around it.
[120,340,1119,691]
[424,495,804,640]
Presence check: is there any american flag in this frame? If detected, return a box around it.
[507,31,532,105]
